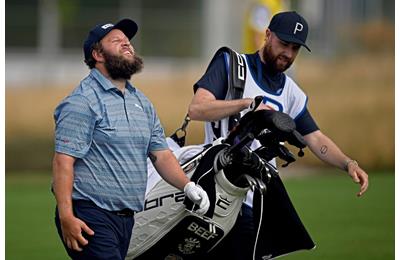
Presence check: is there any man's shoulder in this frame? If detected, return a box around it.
[207,46,246,71]
[63,74,101,103]
[58,74,100,108]
[214,46,238,55]
[210,46,241,61]
[283,74,301,88]
[282,74,307,99]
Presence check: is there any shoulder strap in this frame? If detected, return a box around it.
[212,47,247,130]
[227,47,247,130]
[170,47,247,146]
[207,46,247,98]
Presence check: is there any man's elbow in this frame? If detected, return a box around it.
[53,153,75,173]
[188,103,203,121]
[303,130,323,146]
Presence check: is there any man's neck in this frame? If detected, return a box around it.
[96,65,127,93]
[109,78,127,93]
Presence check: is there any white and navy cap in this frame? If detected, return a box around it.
[268,11,311,52]
[83,18,138,61]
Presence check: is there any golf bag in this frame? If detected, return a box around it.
[126,109,315,260]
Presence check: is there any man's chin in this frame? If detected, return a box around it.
[122,55,135,63]
[274,62,291,73]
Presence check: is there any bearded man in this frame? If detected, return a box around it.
[52,19,210,260]
[188,11,368,260]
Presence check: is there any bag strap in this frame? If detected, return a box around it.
[170,114,191,147]
[217,47,247,130]
[170,47,247,147]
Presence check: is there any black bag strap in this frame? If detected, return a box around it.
[170,47,247,146]
[183,144,227,218]
[207,47,247,131]
[170,114,191,147]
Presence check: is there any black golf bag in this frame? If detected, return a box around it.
[126,109,315,260]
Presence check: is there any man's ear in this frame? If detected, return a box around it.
[92,49,104,63]
[265,29,271,41]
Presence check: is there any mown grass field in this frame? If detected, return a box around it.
[6,171,394,260]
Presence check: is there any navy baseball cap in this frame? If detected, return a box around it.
[83,18,138,61]
[268,11,311,52]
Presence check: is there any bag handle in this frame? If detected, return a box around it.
[170,114,191,147]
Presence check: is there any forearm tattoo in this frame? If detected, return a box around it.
[149,153,157,163]
[320,145,328,155]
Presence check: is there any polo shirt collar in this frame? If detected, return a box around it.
[125,81,137,93]
[90,68,137,93]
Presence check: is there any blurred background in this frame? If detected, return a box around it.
[5,0,394,259]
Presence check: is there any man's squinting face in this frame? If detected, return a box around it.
[97,29,143,80]
[262,31,301,73]
[101,29,135,61]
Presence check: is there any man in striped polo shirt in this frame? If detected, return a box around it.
[52,19,210,260]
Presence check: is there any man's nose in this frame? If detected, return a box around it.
[122,39,131,46]
[280,51,291,61]
[283,47,295,60]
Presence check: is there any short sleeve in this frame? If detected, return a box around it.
[294,108,319,136]
[193,53,229,100]
[148,107,168,153]
[54,95,96,158]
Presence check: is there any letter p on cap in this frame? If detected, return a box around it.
[293,22,303,34]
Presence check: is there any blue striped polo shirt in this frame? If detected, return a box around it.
[54,68,168,212]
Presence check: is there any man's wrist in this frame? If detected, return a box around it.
[57,203,74,219]
[242,98,252,109]
[241,98,255,114]
[345,159,358,171]
[184,181,195,193]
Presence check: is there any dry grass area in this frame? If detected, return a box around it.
[296,53,394,168]
[5,68,203,141]
[6,53,394,170]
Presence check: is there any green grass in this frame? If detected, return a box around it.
[6,173,68,260]
[283,172,394,260]
[6,171,394,260]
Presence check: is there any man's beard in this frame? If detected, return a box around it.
[102,50,144,80]
[262,44,293,74]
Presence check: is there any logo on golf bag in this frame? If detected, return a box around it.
[144,191,185,211]
[187,221,219,240]
[216,195,232,210]
[235,52,245,80]
[178,237,201,255]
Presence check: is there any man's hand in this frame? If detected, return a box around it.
[255,103,275,111]
[303,131,370,197]
[242,97,275,115]
[184,182,210,214]
[347,161,369,197]
[60,215,95,251]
